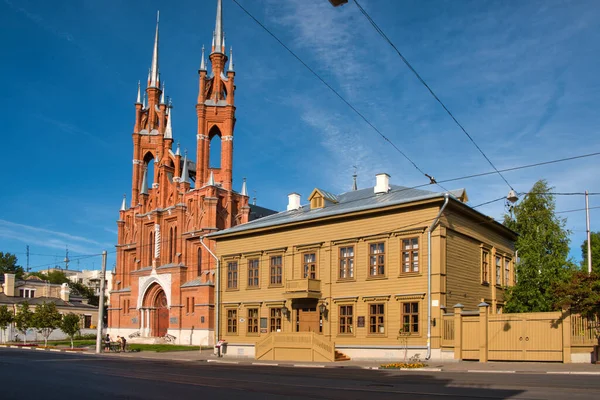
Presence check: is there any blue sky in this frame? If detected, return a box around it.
[1,0,599,272]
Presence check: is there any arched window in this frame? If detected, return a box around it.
[197,248,202,276]
[144,152,155,187]
[174,227,178,262]
[168,227,173,263]
[149,231,154,266]
[209,126,221,169]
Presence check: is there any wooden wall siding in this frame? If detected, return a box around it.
[216,201,515,350]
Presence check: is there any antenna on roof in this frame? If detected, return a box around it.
[352,165,358,191]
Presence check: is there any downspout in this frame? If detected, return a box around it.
[426,193,450,360]
[200,236,220,348]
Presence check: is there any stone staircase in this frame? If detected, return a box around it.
[335,350,351,361]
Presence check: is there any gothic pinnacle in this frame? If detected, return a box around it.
[175,142,180,156]
[208,171,215,186]
[228,47,234,72]
[200,45,206,71]
[241,177,248,196]
[141,167,149,195]
[160,82,166,104]
[164,106,173,139]
[121,194,127,211]
[136,81,141,104]
[181,152,189,184]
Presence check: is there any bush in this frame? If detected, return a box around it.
[75,333,97,340]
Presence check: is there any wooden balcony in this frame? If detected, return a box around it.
[284,278,321,299]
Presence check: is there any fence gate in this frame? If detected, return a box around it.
[486,312,563,362]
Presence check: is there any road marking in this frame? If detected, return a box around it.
[207,360,240,364]
[252,362,278,366]
[293,364,325,368]
[50,349,62,352]
[467,370,515,374]
[35,348,47,351]
[547,371,600,375]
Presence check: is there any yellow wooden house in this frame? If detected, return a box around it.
[208,174,517,361]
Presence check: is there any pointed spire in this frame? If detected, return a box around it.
[241,177,247,196]
[142,92,147,109]
[136,81,141,103]
[212,0,224,54]
[164,106,173,139]
[208,171,215,186]
[160,82,166,104]
[200,45,206,71]
[175,142,180,156]
[181,152,189,184]
[141,167,149,195]
[228,47,234,72]
[149,11,160,88]
[121,194,127,211]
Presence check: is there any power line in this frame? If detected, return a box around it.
[432,151,600,186]
[230,0,446,191]
[352,0,514,192]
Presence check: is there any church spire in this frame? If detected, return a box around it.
[200,45,206,71]
[136,81,141,104]
[148,11,160,88]
[212,0,224,54]
[228,47,234,72]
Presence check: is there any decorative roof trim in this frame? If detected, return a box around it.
[294,242,325,251]
[394,293,426,301]
[264,247,288,254]
[332,296,359,303]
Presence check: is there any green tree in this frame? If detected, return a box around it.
[0,252,25,279]
[32,302,63,347]
[0,305,14,344]
[503,179,574,313]
[552,271,600,341]
[581,231,600,274]
[70,282,99,306]
[14,302,33,344]
[60,313,81,349]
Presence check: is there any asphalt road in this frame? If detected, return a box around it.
[1,348,599,399]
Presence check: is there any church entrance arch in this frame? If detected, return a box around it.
[142,283,170,337]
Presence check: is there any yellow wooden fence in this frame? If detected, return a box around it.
[442,304,598,363]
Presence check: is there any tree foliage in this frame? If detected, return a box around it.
[0,305,14,344]
[14,302,33,344]
[0,252,24,279]
[503,179,574,313]
[70,282,99,306]
[553,271,600,339]
[580,231,600,274]
[60,313,81,349]
[32,302,63,347]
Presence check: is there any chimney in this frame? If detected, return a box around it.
[3,273,15,297]
[287,193,301,211]
[60,283,70,302]
[374,173,391,194]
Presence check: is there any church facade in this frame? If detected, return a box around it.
[108,0,254,346]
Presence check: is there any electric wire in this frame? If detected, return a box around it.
[352,0,514,191]
[230,0,446,191]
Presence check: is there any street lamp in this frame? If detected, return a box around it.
[281,304,290,319]
[318,302,328,319]
[507,189,519,204]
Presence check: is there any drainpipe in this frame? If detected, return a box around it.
[426,193,450,360]
[200,236,220,349]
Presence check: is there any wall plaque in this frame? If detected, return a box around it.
[357,316,365,328]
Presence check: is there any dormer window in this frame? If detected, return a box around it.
[19,288,35,298]
[311,196,324,209]
[308,188,338,210]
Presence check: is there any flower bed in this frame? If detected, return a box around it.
[379,362,428,369]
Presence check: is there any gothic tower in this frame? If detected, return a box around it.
[110,0,254,346]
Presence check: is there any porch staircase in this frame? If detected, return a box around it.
[334,350,351,361]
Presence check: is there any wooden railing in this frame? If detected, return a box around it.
[254,332,335,361]
[571,314,599,346]
[254,334,274,359]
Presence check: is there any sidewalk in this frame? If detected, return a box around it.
[98,349,600,375]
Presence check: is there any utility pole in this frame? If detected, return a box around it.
[26,245,30,273]
[586,190,592,275]
[95,251,107,354]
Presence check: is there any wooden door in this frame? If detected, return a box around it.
[155,292,169,337]
[298,307,320,333]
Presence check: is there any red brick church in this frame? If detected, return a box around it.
[108,0,271,345]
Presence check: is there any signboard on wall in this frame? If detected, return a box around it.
[260,317,267,333]
[357,316,365,328]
